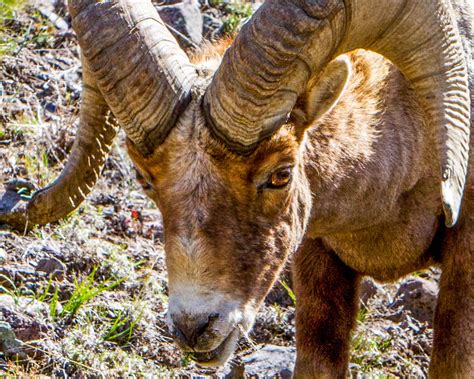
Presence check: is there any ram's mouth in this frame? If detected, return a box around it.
[191,328,239,366]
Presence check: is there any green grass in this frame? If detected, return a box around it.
[222,3,253,35]
[0,0,57,59]
[0,0,25,20]
[356,306,368,324]
[60,268,127,318]
[351,332,394,373]
[0,273,34,304]
[102,308,144,344]
[23,145,54,186]
[0,0,26,57]
[33,268,128,320]
[5,118,35,141]
[36,274,60,317]
[181,352,196,367]
[350,305,396,374]
[48,286,60,318]
[279,279,296,305]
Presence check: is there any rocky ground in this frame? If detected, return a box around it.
[0,1,441,377]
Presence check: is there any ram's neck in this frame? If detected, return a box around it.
[304,50,438,236]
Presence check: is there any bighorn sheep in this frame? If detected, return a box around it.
[1,0,472,377]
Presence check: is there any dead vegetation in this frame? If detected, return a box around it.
[0,1,440,377]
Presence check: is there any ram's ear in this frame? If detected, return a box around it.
[295,55,351,128]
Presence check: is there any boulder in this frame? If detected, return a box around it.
[156,0,203,49]
[0,265,37,289]
[225,345,295,378]
[359,277,382,305]
[391,277,438,326]
[35,256,67,279]
[0,321,24,359]
[202,13,223,40]
[0,295,56,344]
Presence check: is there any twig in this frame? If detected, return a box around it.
[163,22,200,50]
[15,340,103,374]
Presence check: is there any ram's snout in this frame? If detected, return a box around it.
[168,313,240,366]
[167,288,254,366]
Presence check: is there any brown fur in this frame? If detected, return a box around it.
[128,47,473,376]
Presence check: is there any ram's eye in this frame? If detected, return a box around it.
[268,167,292,188]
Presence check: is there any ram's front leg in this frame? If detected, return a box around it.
[430,210,474,378]
[293,238,360,379]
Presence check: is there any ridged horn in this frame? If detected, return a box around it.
[204,0,471,227]
[0,0,197,229]
[69,0,197,156]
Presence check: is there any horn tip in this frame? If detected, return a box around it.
[442,177,463,227]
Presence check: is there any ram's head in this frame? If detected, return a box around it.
[0,0,470,367]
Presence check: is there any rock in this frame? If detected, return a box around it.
[202,13,223,40]
[35,256,66,279]
[0,265,38,289]
[156,0,203,49]
[37,6,69,31]
[224,362,246,379]
[0,180,31,230]
[154,0,183,4]
[225,345,295,378]
[36,0,68,18]
[0,295,56,344]
[245,345,295,378]
[44,102,58,114]
[0,321,24,359]
[252,304,295,346]
[61,66,82,100]
[391,277,438,326]
[359,277,381,305]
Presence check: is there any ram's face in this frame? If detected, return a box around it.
[128,101,312,366]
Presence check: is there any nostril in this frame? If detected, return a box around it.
[196,321,209,339]
[171,312,220,348]
[208,312,220,323]
[196,312,220,339]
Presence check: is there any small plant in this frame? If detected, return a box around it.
[0,273,34,304]
[36,274,53,303]
[0,0,25,21]
[60,268,126,318]
[102,308,144,344]
[222,3,253,35]
[49,286,59,318]
[208,0,223,6]
[356,306,368,325]
[0,126,7,139]
[36,275,61,318]
[279,280,296,305]
[0,0,26,57]
[181,352,196,367]
[351,332,394,373]
[7,120,34,141]
[23,145,55,187]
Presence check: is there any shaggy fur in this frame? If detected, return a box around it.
[128,47,473,376]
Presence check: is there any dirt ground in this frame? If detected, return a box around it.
[0,1,440,377]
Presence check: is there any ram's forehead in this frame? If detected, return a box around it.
[127,90,303,205]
